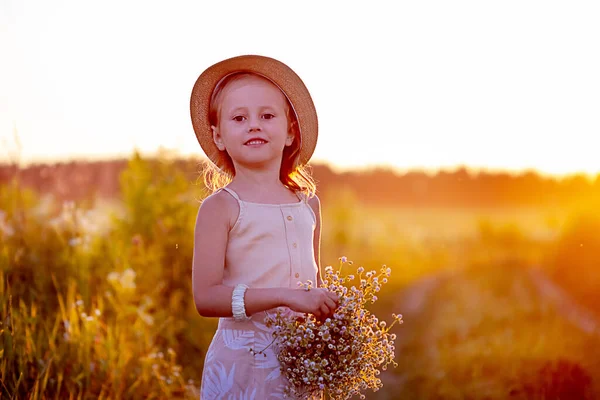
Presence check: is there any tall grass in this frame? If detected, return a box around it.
[1,153,207,399]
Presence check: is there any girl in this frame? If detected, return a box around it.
[190,55,338,399]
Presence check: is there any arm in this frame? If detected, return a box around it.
[192,192,287,318]
[308,194,324,288]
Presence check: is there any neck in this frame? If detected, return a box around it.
[231,160,284,191]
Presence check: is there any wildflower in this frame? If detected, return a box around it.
[263,258,403,399]
[121,268,136,289]
[140,311,154,326]
[131,234,143,246]
[69,237,83,247]
[107,272,119,283]
[0,210,15,237]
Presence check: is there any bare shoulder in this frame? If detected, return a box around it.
[196,190,240,231]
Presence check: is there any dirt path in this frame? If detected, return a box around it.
[396,268,600,336]
[527,268,600,335]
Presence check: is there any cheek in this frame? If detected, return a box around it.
[219,121,238,139]
[277,119,291,135]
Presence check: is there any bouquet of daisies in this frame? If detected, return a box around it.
[264,257,403,399]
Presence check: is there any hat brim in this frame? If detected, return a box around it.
[190,55,318,167]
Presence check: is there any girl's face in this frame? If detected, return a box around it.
[211,75,294,170]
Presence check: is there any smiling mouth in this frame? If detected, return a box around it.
[244,138,268,146]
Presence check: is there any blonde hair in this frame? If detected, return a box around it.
[203,72,316,197]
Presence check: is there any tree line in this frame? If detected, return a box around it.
[1,156,599,208]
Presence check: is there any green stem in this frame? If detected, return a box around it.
[252,336,277,356]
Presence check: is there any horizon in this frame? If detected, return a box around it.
[3,146,599,181]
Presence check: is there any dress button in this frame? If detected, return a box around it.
[286,215,293,221]
[293,242,297,248]
[295,272,300,278]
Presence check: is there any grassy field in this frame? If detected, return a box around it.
[2,155,599,399]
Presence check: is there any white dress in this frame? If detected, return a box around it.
[200,188,323,400]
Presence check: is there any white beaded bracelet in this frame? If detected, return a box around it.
[232,284,251,322]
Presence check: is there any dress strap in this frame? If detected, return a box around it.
[219,187,244,230]
[295,191,307,203]
[221,187,241,202]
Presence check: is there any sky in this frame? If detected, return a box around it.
[1,0,599,177]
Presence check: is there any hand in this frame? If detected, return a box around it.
[285,288,340,320]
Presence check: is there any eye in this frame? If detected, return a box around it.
[262,113,275,120]
[232,115,246,122]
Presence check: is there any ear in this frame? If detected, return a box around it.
[212,125,226,151]
[285,121,297,147]
[285,134,294,147]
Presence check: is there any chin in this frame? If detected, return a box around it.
[236,155,282,169]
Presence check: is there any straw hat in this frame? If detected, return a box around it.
[190,55,318,167]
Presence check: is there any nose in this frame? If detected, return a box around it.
[247,115,261,132]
